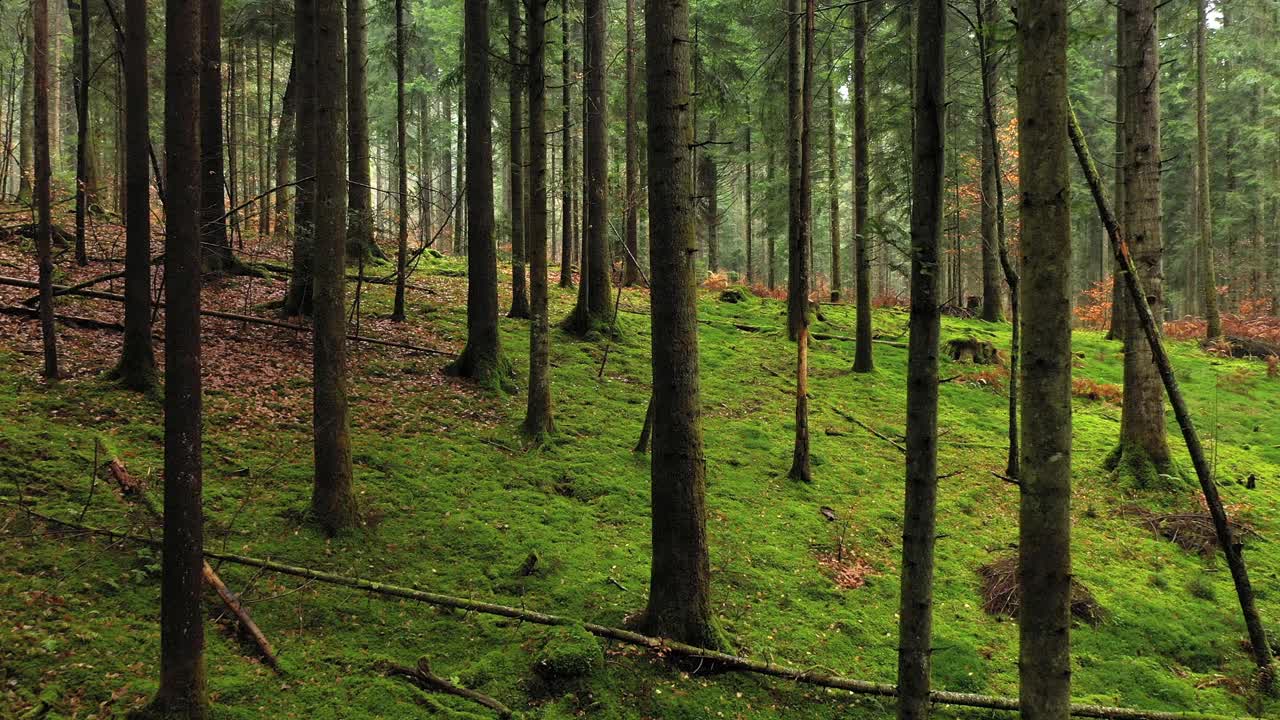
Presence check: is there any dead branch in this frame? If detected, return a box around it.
[0,304,124,331]
[832,408,907,455]
[386,657,513,718]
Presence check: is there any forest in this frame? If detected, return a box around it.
[0,0,1278,717]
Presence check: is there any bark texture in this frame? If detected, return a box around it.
[392,0,408,320]
[566,0,610,332]
[285,0,317,317]
[1194,0,1220,340]
[622,0,640,286]
[978,0,1003,323]
[523,0,553,438]
[200,0,233,273]
[348,0,378,264]
[852,1,872,372]
[33,0,58,380]
[507,0,529,319]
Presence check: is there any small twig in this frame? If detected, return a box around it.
[990,471,1021,488]
[386,657,514,718]
[833,408,906,455]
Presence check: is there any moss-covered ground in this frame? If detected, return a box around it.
[1,246,1278,718]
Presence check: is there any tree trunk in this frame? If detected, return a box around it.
[788,0,814,484]
[745,125,753,285]
[1017,0,1073,715]
[114,0,155,391]
[827,46,839,302]
[17,26,32,205]
[1194,0,1220,340]
[455,61,465,254]
[636,0,722,649]
[348,0,378,264]
[445,0,506,386]
[622,0,640,286]
[558,0,574,288]
[1107,5,1126,341]
[785,0,804,340]
[311,0,359,534]
[507,0,529,319]
[442,94,454,254]
[524,0,553,438]
[273,57,296,239]
[391,0,409,320]
[257,37,270,237]
[49,8,60,174]
[701,122,718,273]
[68,0,89,266]
[1115,0,1171,473]
[978,0,1002,322]
[767,144,776,290]
[200,0,233,273]
[566,0,610,333]
[150,0,206,712]
[33,0,58,380]
[852,1,872,372]
[897,0,944,716]
[285,0,317,318]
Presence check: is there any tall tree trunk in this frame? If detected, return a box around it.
[1115,0,1171,474]
[285,0,317,318]
[897,0,944,716]
[978,0,1002,322]
[1017,0,1072,715]
[1107,5,1126,341]
[310,0,359,534]
[622,0,640,286]
[455,60,465,254]
[767,144,776,290]
[418,75,433,247]
[69,0,88,265]
[149,0,206,712]
[558,0,574,288]
[226,43,239,250]
[49,8,60,175]
[256,37,270,237]
[827,46,839,302]
[745,125,753,285]
[114,0,155,391]
[852,0,872,372]
[567,0,610,332]
[1195,0,1220,340]
[200,0,233,273]
[391,0,409,320]
[524,0,553,437]
[636,0,722,649]
[17,26,32,205]
[442,94,454,254]
[348,0,378,263]
[701,121,718,273]
[33,0,58,380]
[507,0,530,318]
[274,58,296,239]
[786,0,804,341]
[446,0,506,386]
[788,0,814,484]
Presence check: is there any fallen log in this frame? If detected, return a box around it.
[833,407,907,455]
[22,511,1238,720]
[1,222,75,246]
[386,657,513,718]
[0,304,124,332]
[1207,335,1279,360]
[104,460,282,673]
[0,275,454,357]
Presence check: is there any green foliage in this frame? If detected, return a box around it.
[531,625,604,695]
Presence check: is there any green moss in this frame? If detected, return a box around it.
[531,625,604,694]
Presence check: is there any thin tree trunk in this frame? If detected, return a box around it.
[524,0,553,437]
[285,0,316,318]
[567,0,610,332]
[827,46,839,302]
[978,0,1002,322]
[745,125,753,285]
[17,26,32,205]
[1108,5,1126,341]
[257,37,270,237]
[200,0,233,273]
[348,0,378,263]
[34,0,58,380]
[442,94,454,254]
[391,0,409,320]
[622,0,640,286]
[767,144,776,290]
[311,0,359,534]
[507,0,529,318]
[786,0,804,340]
[788,0,814,484]
[446,0,506,386]
[852,1,872,372]
[148,0,206,712]
[114,0,155,391]
[1195,0,1220,340]
[273,57,296,239]
[1017,0,1073,715]
[69,0,88,265]
[636,0,722,649]
[558,0,574,288]
[897,0,944,716]
[455,58,465,255]
[701,121,718,273]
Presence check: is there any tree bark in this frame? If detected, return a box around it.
[852,1,872,372]
[442,94,454,254]
[1108,5,1126,341]
[391,0,409,320]
[785,0,804,340]
[1017,0,1073,715]
[622,0,640,286]
[507,0,529,319]
[348,0,378,265]
[978,0,1002,322]
[285,0,317,318]
[524,0,554,438]
[310,0,359,534]
[69,0,89,266]
[827,46,839,302]
[273,58,296,239]
[445,0,506,387]
[1116,0,1170,472]
[558,0,574,289]
[788,0,814,484]
[635,0,722,649]
[150,0,207,712]
[114,0,155,391]
[566,0,610,333]
[701,122,718,273]
[745,125,753,285]
[17,26,32,205]
[897,0,944,716]
[200,0,233,273]
[1194,0,1220,340]
[33,0,58,380]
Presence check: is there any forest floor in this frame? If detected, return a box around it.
[1,212,1279,719]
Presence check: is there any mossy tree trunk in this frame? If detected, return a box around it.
[1016,0,1073,715]
[310,0,360,535]
[637,0,721,649]
[897,0,944,716]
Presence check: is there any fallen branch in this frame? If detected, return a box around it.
[0,276,454,357]
[833,408,906,455]
[18,510,1235,720]
[1069,100,1274,685]
[0,304,124,332]
[104,461,282,673]
[386,657,513,718]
